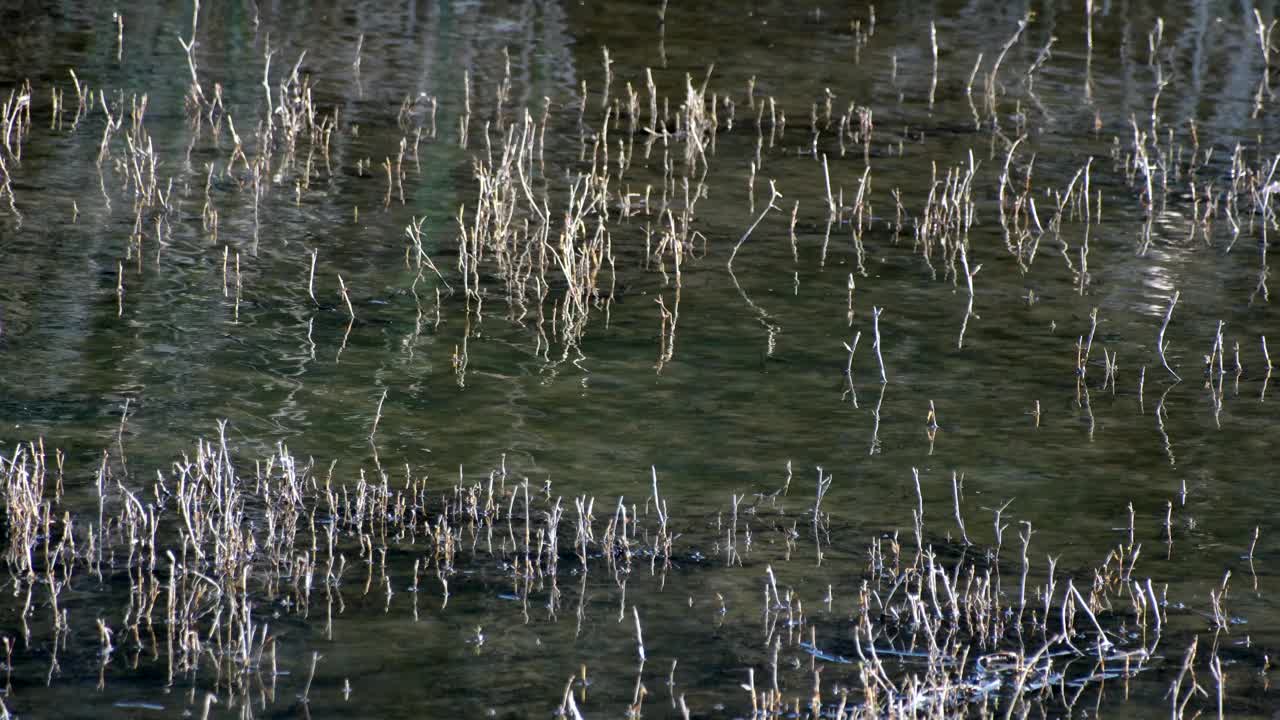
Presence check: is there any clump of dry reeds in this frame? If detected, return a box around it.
[0,430,1251,719]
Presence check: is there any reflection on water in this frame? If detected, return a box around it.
[2,0,1280,717]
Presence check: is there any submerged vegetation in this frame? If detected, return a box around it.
[1,0,1279,717]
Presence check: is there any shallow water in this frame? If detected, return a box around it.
[2,0,1280,717]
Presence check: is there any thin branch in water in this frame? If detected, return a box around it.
[872,306,887,384]
[728,180,782,270]
[1157,291,1181,382]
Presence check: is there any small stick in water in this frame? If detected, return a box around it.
[952,471,971,545]
[842,331,861,402]
[872,306,887,383]
[301,651,321,703]
[369,389,388,442]
[114,12,124,63]
[338,275,356,320]
[1157,291,1181,381]
[822,154,836,217]
[632,606,646,663]
[728,180,782,269]
[308,249,318,305]
[116,261,124,317]
[929,21,939,108]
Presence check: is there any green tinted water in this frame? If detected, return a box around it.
[2,0,1279,717]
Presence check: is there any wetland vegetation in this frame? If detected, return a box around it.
[2,0,1280,717]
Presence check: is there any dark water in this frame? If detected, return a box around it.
[2,0,1279,717]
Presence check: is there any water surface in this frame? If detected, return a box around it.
[1,0,1279,717]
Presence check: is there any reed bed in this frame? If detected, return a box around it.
[0,1,1278,717]
[0,434,1246,719]
[3,3,1278,381]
